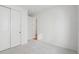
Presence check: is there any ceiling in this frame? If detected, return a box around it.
[19,5,57,16]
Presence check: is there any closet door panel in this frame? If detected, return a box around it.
[11,9,21,47]
[0,6,10,51]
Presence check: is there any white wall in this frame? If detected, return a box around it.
[37,6,77,51]
[0,6,10,51]
[77,6,79,53]
[5,5,25,12]
[28,16,33,40]
[20,10,28,44]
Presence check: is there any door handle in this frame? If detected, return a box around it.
[19,32,21,34]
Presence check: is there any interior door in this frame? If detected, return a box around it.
[0,6,10,51]
[11,9,21,47]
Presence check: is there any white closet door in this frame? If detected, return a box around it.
[11,9,21,47]
[0,6,10,51]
